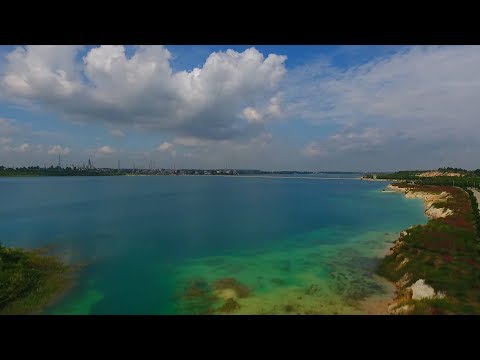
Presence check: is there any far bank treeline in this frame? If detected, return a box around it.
[0,165,354,177]
[364,167,480,187]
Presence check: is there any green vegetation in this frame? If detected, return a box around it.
[371,168,480,188]
[0,242,73,314]
[377,184,480,314]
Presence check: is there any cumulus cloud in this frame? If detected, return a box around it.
[47,145,71,155]
[157,141,176,157]
[1,46,287,141]
[97,145,115,155]
[243,107,262,123]
[242,95,283,124]
[109,129,125,137]
[158,142,173,152]
[267,95,282,117]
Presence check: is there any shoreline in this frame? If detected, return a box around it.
[385,183,454,220]
[361,182,456,314]
[382,183,448,314]
[361,184,433,315]
[376,183,479,314]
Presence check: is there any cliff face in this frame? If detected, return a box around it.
[387,184,453,219]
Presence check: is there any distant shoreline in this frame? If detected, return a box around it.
[1,173,364,181]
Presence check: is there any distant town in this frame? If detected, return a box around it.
[0,158,362,177]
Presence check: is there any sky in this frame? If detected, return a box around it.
[0,45,479,171]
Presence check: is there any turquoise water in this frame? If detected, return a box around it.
[0,175,427,314]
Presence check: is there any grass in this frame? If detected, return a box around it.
[0,244,74,315]
[377,183,480,314]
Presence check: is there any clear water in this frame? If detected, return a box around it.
[0,175,427,314]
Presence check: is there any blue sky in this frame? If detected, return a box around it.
[0,45,479,171]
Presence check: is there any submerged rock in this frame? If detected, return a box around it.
[219,298,240,313]
[176,278,218,314]
[212,277,251,298]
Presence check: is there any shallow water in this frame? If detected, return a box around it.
[0,175,427,314]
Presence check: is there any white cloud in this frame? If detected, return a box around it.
[109,129,125,137]
[286,46,480,138]
[1,142,31,153]
[267,95,282,117]
[243,107,262,123]
[1,46,287,141]
[173,136,208,147]
[2,46,82,98]
[97,145,115,155]
[0,137,11,145]
[158,142,173,152]
[48,145,71,155]
[242,95,282,124]
[157,142,176,158]
[18,143,30,152]
[280,45,480,169]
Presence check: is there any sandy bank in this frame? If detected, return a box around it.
[386,184,453,219]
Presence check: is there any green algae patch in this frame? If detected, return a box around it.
[0,243,74,315]
[49,281,104,315]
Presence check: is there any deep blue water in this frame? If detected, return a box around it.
[0,175,427,314]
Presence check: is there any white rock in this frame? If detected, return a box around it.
[410,279,436,300]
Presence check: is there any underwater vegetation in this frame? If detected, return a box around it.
[176,276,252,314]
[0,243,74,314]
